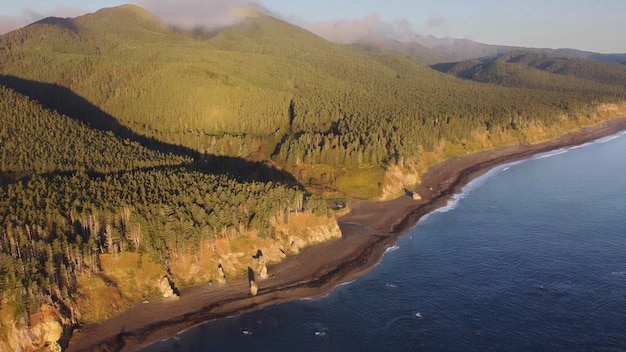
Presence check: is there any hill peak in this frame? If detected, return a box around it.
[92,4,157,21]
[69,4,164,33]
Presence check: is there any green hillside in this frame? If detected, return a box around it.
[0,84,191,177]
[2,5,623,183]
[433,50,626,96]
[0,82,327,326]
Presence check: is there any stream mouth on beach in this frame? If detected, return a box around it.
[142,131,626,352]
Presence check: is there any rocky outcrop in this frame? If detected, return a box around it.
[217,263,227,284]
[252,250,269,280]
[379,162,420,201]
[258,262,268,280]
[0,304,72,352]
[158,276,179,300]
[249,281,258,296]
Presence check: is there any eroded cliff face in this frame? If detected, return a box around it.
[169,213,341,285]
[0,304,72,352]
[378,162,420,201]
[377,104,626,202]
[0,213,341,350]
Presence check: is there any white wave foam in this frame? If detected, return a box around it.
[569,142,592,150]
[301,278,358,301]
[596,135,620,144]
[384,245,399,255]
[336,279,357,289]
[417,160,525,224]
[414,130,623,228]
[534,149,568,160]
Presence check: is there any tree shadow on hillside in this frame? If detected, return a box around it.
[0,75,301,186]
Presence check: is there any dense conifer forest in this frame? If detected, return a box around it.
[0,84,327,318]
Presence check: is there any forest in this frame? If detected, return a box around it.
[0,4,625,345]
[0,84,327,320]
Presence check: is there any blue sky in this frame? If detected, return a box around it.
[1,0,624,53]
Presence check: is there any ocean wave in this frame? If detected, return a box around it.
[300,278,358,301]
[417,160,524,224]
[596,135,620,144]
[384,245,399,255]
[533,149,568,160]
[336,279,357,289]
[569,142,592,150]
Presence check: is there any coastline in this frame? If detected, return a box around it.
[67,117,626,352]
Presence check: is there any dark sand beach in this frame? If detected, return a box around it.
[67,118,626,352]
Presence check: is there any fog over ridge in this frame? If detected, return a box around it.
[137,0,271,31]
[301,13,418,44]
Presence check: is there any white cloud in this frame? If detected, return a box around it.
[136,0,269,30]
[302,13,416,44]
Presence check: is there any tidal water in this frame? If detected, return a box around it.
[145,131,626,352]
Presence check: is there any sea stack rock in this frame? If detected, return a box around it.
[217,263,227,284]
[253,249,269,280]
[411,191,421,200]
[158,276,179,300]
[258,261,268,280]
[249,280,258,296]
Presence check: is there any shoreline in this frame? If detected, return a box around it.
[67,117,626,352]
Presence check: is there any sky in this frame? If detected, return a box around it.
[0,0,624,53]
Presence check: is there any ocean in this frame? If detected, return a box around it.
[144,131,626,352]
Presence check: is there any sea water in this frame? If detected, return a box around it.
[144,132,626,352]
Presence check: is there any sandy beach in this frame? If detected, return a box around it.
[67,118,626,352]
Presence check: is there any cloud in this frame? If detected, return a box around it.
[0,1,272,35]
[302,13,417,44]
[0,7,88,35]
[136,0,270,30]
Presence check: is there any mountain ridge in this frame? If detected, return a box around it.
[2,4,625,194]
[432,50,626,96]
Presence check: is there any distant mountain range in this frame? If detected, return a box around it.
[0,4,624,188]
[348,33,626,65]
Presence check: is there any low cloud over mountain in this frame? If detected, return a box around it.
[302,13,416,44]
[137,0,270,30]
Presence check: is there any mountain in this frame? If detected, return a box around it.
[1,4,625,202]
[432,50,626,96]
[350,33,626,66]
[409,35,517,62]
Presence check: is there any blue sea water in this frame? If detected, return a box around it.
[145,131,626,352]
